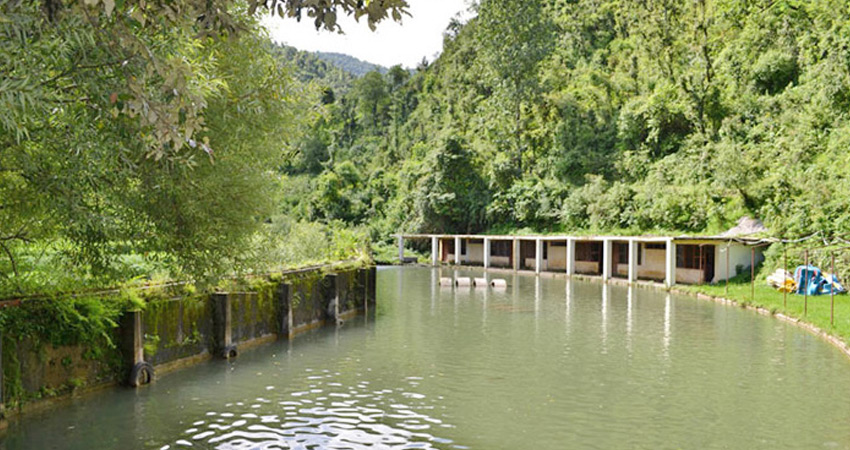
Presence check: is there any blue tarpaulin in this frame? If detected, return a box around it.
[794,265,845,295]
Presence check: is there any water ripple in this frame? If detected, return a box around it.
[166,375,455,450]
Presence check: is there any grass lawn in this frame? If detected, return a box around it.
[682,278,850,346]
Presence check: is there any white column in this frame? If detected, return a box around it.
[398,235,404,262]
[602,239,612,281]
[454,236,461,265]
[665,239,676,287]
[535,239,543,274]
[431,236,439,266]
[512,239,520,271]
[628,239,638,283]
[566,238,575,276]
[484,237,491,269]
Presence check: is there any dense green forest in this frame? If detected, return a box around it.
[291,0,850,246]
[0,0,406,296]
[4,0,850,297]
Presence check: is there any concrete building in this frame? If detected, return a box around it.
[397,229,767,288]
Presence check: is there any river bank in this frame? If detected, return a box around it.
[0,262,376,430]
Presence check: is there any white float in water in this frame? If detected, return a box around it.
[490,279,507,288]
[439,277,453,287]
[455,277,472,287]
[473,277,488,287]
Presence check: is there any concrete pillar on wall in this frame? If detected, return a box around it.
[120,310,154,386]
[535,239,543,274]
[484,237,491,269]
[566,238,575,276]
[277,283,292,338]
[431,236,439,266]
[602,239,612,281]
[398,235,404,263]
[513,239,520,271]
[368,266,377,306]
[628,239,638,283]
[0,329,4,408]
[212,293,237,358]
[665,239,676,287]
[324,273,340,323]
[455,236,462,265]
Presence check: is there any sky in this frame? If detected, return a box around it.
[262,1,474,69]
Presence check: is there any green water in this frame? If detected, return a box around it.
[3,266,850,449]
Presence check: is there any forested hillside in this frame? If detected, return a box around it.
[271,45,356,95]
[314,51,389,77]
[287,0,850,247]
[4,0,850,296]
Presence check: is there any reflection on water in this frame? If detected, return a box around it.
[663,293,672,358]
[4,266,850,450]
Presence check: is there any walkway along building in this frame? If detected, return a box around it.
[395,229,767,287]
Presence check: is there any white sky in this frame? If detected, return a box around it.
[262,1,474,69]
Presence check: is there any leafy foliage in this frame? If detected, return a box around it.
[0,0,404,295]
[291,0,850,248]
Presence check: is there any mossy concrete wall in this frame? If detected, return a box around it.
[0,265,376,423]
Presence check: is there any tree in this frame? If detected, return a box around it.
[409,137,489,233]
[0,0,408,291]
[476,0,555,175]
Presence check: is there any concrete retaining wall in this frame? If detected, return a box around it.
[0,265,376,422]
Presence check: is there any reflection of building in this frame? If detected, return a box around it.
[399,219,768,287]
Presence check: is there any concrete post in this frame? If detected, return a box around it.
[212,293,235,357]
[628,239,638,283]
[119,311,145,369]
[665,239,676,287]
[484,237,491,269]
[324,273,340,323]
[566,238,575,276]
[602,239,612,281]
[367,266,377,306]
[512,239,520,271]
[535,239,543,274]
[119,310,155,386]
[277,283,292,338]
[431,236,439,266]
[398,235,404,263]
[454,236,462,265]
[0,329,4,407]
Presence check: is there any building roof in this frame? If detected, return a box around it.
[719,216,768,238]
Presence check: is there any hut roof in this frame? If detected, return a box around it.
[720,216,767,238]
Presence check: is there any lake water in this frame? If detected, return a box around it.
[3,266,850,449]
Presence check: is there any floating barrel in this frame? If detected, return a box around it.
[439,277,453,287]
[455,277,472,287]
[473,277,488,287]
[490,279,508,288]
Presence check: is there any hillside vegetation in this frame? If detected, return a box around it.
[288,0,850,245]
[4,0,850,296]
[314,51,389,77]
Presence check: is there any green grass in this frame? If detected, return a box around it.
[682,276,850,346]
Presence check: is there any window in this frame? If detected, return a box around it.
[617,243,629,264]
[491,240,511,257]
[461,239,467,255]
[676,245,704,269]
[645,243,666,250]
[575,242,601,262]
[543,242,548,259]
